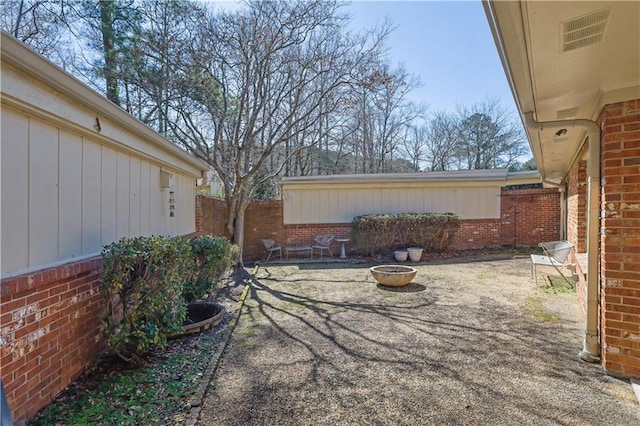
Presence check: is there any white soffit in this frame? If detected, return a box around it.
[485,1,640,184]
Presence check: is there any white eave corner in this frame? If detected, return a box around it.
[505,170,542,185]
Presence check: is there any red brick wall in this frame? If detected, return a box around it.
[500,188,561,246]
[243,200,286,261]
[197,187,560,260]
[453,219,501,250]
[195,196,228,238]
[600,99,640,378]
[567,144,589,253]
[0,257,104,422]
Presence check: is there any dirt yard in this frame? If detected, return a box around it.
[197,255,639,425]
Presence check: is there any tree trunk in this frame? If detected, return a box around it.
[99,0,120,105]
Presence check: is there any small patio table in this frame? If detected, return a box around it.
[285,245,313,260]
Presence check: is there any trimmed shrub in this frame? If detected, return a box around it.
[352,213,461,255]
[183,236,238,302]
[101,236,192,362]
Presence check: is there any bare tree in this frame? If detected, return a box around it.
[424,111,460,171]
[163,0,385,261]
[455,98,526,170]
[1,0,74,63]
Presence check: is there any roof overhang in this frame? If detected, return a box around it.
[281,169,541,189]
[1,31,210,176]
[483,1,640,184]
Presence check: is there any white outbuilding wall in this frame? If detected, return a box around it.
[281,170,540,224]
[0,33,208,277]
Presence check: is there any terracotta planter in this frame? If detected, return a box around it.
[394,250,408,262]
[370,265,417,287]
[170,302,226,337]
[407,247,424,262]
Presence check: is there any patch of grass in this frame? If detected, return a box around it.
[29,328,222,425]
[542,276,576,294]
[523,296,561,323]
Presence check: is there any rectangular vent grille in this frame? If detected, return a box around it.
[561,7,611,52]
[556,107,579,119]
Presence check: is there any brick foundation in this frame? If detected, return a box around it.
[0,257,104,422]
[600,99,640,378]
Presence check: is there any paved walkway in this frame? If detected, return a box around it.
[198,257,639,425]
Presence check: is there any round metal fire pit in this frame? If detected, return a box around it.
[370,265,417,287]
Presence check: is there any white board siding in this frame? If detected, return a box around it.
[1,109,29,272]
[129,157,141,237]
[82,142,102,254]
[58,130,83,260]
[1,106,199,277]
[29,118,59,266]
[139,161,151,237]
[283,186,501,224]
[100,146,118,246]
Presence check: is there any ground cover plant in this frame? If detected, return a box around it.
[28,273,246,425]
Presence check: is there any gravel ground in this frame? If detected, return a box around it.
[198,255,639,425]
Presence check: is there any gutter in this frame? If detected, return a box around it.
[524,113,601,363]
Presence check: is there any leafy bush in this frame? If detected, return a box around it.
[101,236,192,362]
[352,213,461,255]
[183,236,238,302]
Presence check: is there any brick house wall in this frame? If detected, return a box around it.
[0,258,104,421]
[599,99,640,378]
[567,144,589,254]
[197,187,561,261]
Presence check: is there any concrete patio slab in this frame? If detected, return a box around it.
[197,256,639,425]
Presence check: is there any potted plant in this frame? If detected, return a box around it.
[407,247,424,262]
[393,249,408,262]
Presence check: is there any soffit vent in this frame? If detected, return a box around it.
[560,7,611,52]
[556,107,579,119]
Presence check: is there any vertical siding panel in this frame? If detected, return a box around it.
[139,161,150,236]
[129,157,141,236]
[28,119,59,266]
[327,189,338,223]
[58,130,82,259]
[149,164,160,234]
[1,109,29,273]
[82,141,101,255]
[181,175,195,234]
[100,146,117,245]
[116,152,130,239]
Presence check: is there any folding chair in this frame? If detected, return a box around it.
[261,239,282,263]
[531,240,574,286]
[312,234,334,259]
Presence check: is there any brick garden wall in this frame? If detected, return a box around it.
[599,99,640,378]
[197,187,561,261]
[500,188,561,246]
[0,257,104,422]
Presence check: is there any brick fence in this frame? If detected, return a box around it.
[197,187,561,260]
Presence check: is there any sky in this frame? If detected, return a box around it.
[345,0,517,114]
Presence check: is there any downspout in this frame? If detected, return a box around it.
[524,112,601,363]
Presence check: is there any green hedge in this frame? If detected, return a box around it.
[183,236,238,302]
[101,236,191,362]
[351,213,461,256]
[100,235,237,362]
